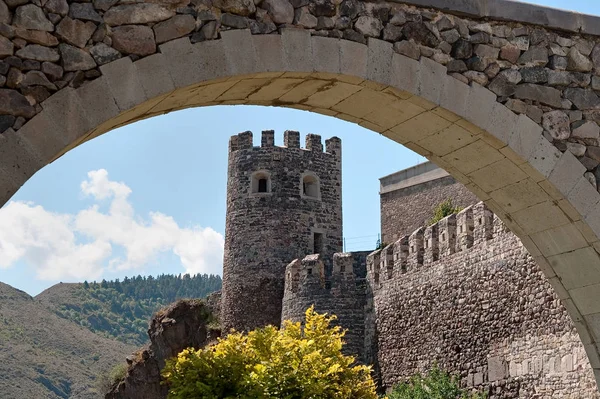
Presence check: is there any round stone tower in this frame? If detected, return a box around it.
[220,129,343,333]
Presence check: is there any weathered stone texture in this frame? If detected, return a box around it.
[220,131,343,333]
[281,251,369,360]
[277,158,600,397]
[111,25,155,56]
[379,164,477,243]
[369,210,599,397]
[1,0,600,195]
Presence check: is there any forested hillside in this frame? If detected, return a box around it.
[36,274,222,346]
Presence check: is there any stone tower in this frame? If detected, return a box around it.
[220,130,343,332]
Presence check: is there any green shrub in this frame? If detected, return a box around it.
[96,363,128,394]
[109,363,128,385]
[375,238,388,250]
[429,199,463,225]
[162,306,378,399]
[386,365,485,399]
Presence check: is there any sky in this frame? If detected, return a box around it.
[0,0,597,297]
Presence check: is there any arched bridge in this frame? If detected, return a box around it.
[2,0,600,387]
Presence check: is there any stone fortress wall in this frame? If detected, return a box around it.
[281,162,600,397]
[368,201,598,397]
[379,162,478,243]
[220,130,343,333]
[281,251,369,360]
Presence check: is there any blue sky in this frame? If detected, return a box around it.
[0,106,426,295]
[0,0,597,296]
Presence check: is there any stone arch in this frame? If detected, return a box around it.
[3,26,600,385]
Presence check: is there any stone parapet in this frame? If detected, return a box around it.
[282,252,368,361]
[228,130,339,156]
[368,201,501,285]
[367,200,599,397]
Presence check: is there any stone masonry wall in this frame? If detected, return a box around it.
[367,202,599,397]
[380,174,477,243]
[281,251,369,361]
[221,130,342,333]
[4,0,600,195]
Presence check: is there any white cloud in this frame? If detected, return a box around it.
[0,169,224,281]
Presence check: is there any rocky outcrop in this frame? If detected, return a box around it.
[105,299,220,399]
[204,289,222,320]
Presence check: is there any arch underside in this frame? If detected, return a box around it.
[3,30,600,385]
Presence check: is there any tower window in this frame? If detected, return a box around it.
[313,232,323,254]
[251,171,271,194]
[258,178,267,193]
[301,173,320,199]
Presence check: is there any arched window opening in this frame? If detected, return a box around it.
[301,173,320,199]
[251,171,271,194]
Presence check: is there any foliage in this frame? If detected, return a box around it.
[429,199,463,225]
[385,365,486,399]
[96,363,128,394]
[375,238,388,250]
[162,306,378,399]
[52,274,222,345]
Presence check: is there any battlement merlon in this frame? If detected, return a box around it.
[367,249,382,287]
[456,207,474,252]
[285,259,302,293]
[380,244,394,281]
[305,134,323,152]
[367,202,501,284]
[438,214,457,257]
[393,236,408,274]
[261,130,274,147]
[228,131,253,152]
[228,130,341,156]
[325,137,342,160]
[284,255,325,293]
[332,252,355,278]
[301,254,325,278]
[284,130,300,148]
[424,224,439,264]
[285,252,366,294]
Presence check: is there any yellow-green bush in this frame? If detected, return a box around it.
[429,199,463,225]
[162,306,378,399]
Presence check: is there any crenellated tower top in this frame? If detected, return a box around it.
[228,130,341,159]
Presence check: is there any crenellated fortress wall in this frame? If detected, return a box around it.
[281,251,369,360]
[221,135,599,397]
[366,201,599,397]
[281,170,599,397]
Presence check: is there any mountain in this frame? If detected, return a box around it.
[36,274,222,346]
[0,282,135,399]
